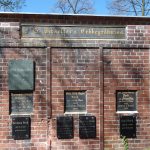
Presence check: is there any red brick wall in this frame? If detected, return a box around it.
[0,48,49,150]
[104,48,150,150]
[1,14,150,150]
[50,48,102,150]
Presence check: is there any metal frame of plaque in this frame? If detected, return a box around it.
[120,116,136,138]
[12,117,31,140]
[116,91,137,112]
[64,91,86,113]
[79,116,96,139]
[8,60,34,91]
[57,116,73,139]
[10,92,33,114]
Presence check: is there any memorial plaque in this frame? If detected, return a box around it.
[12,117,30,140]
[65,91,86,112]
[120,116,136,138]
[11,93,33,114]
[8,60,34,90]
[57,116,73,139]
[22,25,126,40]
[117,91,137,111]
[79,116,96,139]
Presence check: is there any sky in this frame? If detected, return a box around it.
[21,0,108,15]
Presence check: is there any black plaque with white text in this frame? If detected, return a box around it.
[79,116,96,139]
[117,91,137,111]
[65,91,86,112]
[120,116,136,138]
[12,117,30,140]
[57,116,73,139]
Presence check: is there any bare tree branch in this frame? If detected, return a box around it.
[107,0,150,16]
[0,0,25,12]
[54,0,94,14]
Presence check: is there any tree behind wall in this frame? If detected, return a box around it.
[54,0,94,14]
[0,0,25,11]
[107,0,150,16]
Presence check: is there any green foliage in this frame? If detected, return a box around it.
[121,136,129,150]
[0,0,25,12]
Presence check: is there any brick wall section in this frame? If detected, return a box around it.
[104,49,150,150]
[0,48,49,150]
[0,13,150,150]
[50,48,102,150]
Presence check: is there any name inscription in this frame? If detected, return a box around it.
[11,93,33,114]
[12,117,30,140]
[21,25,126,39]
[120,116,136,138]
[65,91,86,113]
[117,91,137,111]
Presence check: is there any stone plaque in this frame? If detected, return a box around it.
[22,25,126,39]
[117,91,137,111]
[57,116,73,139]
[12,117,30,140]
[65,91,86,113]
[8,60,34,90]
[11,93,33,114]
[120,116,136,138]
[79,116,96,139]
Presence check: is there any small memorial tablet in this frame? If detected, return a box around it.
[65,91,86,113]
[79,116,96,139]
[57,116,73,139]
[11,93,33,114]
[8,60,34,90]
[117,91,137,111]
[120,116,136,138]
[12,117,30,140]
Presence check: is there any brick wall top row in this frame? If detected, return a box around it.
[0,12,150,25]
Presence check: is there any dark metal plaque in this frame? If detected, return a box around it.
[65,91,86,112]
[117,91,137,111]
[57,116,73,139]
[12,117,30,140]
[79,116,96,139]
[11,93,33,114]
[8,60,34,90]
[120,116,136,138]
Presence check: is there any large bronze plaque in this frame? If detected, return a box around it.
[8,60,34,90]
[65,91,86,113]
[120,116,136,138]
[11,93,33,114]
[12,117,30,140]
[79,116,96,139]
[57,116,73,139]
[117,91,137,111]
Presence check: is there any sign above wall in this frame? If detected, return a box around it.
[21,25,126,40]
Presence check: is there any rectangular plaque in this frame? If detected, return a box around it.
[65,91,86,113]
[120,116,136,138]
[11,93,33,114]
[57,116,73,139]
[117,91,137,111]
[22,25,126,39]
[12,117,30,140]
[79,116,96,139]
[8,60,34,90]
